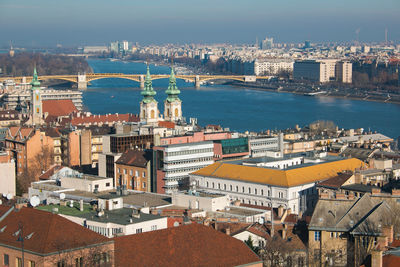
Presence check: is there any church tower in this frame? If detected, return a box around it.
[164,66,182,122]
[30,67,43,126]
[140,65,159,124]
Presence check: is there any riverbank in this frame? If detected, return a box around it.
[227,81,400,105]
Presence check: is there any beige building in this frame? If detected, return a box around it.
[0,152,15,198]
[293,59,352,83]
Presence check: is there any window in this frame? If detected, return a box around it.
[230,185,233,191]
[206,182,209,187]
[248,188,251,194]
[135,170,139,176]
[130,169,133,175]
[106,182,110,187]
[16,257,22,267]
[151,225,157,231]
[28,260,35,267]
[242,186,245,193]
[136,228,142,233]
[4,254,9,266]
[143,182,146,188]
[118,168,120,173]
[212,182,215,188]
[255,189,257,195]
[314,231,321,241]
[75,257,83,267]
[330,232,334,238]
[236,186,239,192]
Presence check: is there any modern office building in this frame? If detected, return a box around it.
[153,141,214,194]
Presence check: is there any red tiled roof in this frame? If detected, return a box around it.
[0,207,111,255]
[42,100,78,117]
[70,113,139,125]
[115,150,150,167]
[38,165,63,180]
[158,121,175,129]
[317,173,353,189]
[383,254,400,267]
[114,223,261,267]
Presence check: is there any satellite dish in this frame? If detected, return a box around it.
[59,193,66,200]
[30,196,40,207]
[173,221,180,227]
[2,193,6,197]
[6,194,12,200]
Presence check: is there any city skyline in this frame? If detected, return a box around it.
[0,0,399,46]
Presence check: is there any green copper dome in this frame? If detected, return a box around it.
[141,65,156,103]
[30,67,41,88]
[165,67,180,102]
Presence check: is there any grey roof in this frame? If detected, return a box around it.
[339,147,376,161]
[341,184,381,193]
[79,208,164,225]
[309,194,392,235]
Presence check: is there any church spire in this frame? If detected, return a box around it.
[141,65,156,103]
[165,66,181,102]
[31,67,41,88]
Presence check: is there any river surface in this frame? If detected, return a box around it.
[83,59,400,138]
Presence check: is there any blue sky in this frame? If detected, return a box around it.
[0,0,399,46]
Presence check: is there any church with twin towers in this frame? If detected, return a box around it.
[140,65,183,125]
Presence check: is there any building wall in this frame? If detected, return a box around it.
[26,131,54,179]
[80,130,92,166]
[0,161,15,197]
[68,131,80,166]
[308,230,348,266]
[0,242,114,267]
[191,175,317,214]
[160,131,231,146]
[60,176,113,192]
[115,163,150,191]
[172,193,230,212]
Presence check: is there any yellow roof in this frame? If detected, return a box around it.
[192,158,364,187]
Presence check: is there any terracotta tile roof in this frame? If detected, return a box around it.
[0,207,111,255]
[70,113,139,126]
[158,121,175,129]
[38,165,63,180]
[116,150,151,167]
[317,173,353,189]
[383,254,400,267]
[42,100,78,117]
[192,158,364,187]
[114,223,261,267]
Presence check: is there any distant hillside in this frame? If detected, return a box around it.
[0,53,92,76]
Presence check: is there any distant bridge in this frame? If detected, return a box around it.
[0,73,273,90]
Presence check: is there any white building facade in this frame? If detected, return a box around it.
[160,141,215,194]
[190,174,315,215]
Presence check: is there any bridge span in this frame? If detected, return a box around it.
[0,73,273,90]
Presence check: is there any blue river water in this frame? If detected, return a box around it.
[83,59,400,139]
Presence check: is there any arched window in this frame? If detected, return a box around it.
[174,108,179,117]
[206,181,209,187]
[150,110,155,119]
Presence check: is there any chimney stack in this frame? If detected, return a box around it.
[371,250,382,267]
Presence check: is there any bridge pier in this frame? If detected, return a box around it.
[139,75,145,89]
[77,74,87,90]
[194,75,200,89]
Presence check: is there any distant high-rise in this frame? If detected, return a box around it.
[261,37,274,50]
[304,40,311,49]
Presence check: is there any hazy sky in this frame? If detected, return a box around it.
[0,0,399,46]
